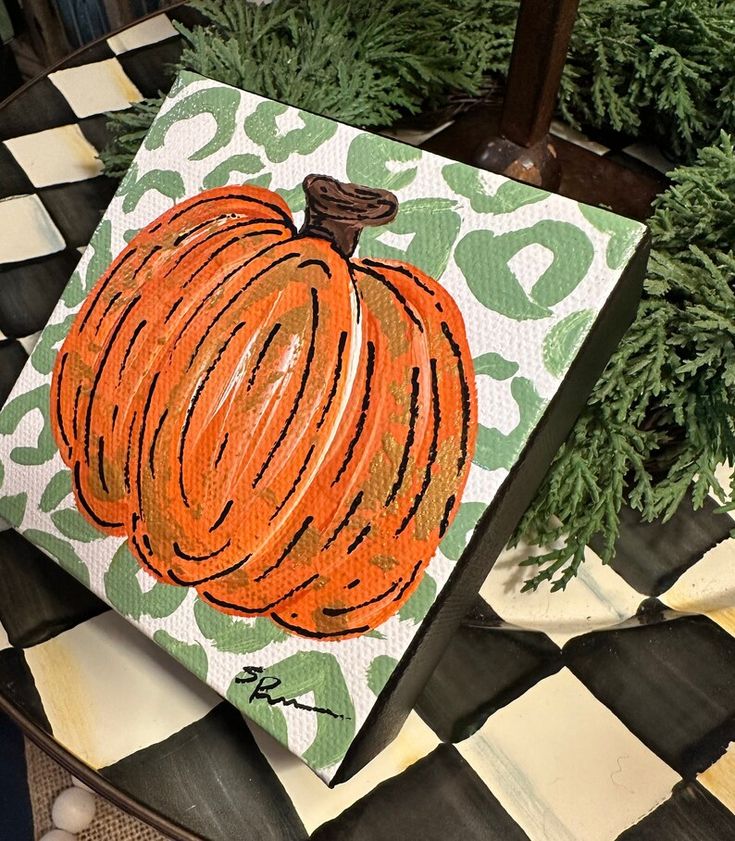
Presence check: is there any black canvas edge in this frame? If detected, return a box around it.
[332,231,651,785]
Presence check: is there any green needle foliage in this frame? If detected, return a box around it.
[558,0,735,162]
[515,134,735,590]
[102,0,735,173]
[450,0,735,161]
[100,0,501,176]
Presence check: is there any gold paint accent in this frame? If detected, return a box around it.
[260,486,279,508]
[387,382,411,427]
[287,525,321,566]
[315,607,348,633]
[360,447,395,508]
[389,382,406,404]
[102,460,124,497]
[413,436,461,541]
[371,554,399,571]
[360,475,383,512]
[357,273,410,357]
[381,432,403,462]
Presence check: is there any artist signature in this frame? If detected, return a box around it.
[235,666,349,720]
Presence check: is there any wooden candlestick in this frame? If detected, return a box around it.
[474,0,580,190]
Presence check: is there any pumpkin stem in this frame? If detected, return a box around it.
[299,174,399,258]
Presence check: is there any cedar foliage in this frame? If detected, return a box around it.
[558,0,735,161]
[100,0,501,176]
[516,134,735,589]
[102,0,735,173]
[452,0,735,161]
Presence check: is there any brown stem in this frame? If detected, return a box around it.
[299,174,399,258]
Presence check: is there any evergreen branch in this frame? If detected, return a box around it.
[101,0,504,173]
[558,0,735,161]
[517,133,735,590]
[102,1,735,173]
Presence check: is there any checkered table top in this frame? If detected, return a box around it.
[1,10,735,841]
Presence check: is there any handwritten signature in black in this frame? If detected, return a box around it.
[235,666,349,721]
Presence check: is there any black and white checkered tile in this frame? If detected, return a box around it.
[2,10,735,841]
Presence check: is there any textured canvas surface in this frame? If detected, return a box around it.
[0,69,645,782]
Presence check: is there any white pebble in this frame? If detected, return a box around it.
[71,775,93,793]
[51,786,96,833]
[40,830,77,841]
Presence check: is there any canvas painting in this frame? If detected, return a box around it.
[0,71,646,783]
[51,172,476,640]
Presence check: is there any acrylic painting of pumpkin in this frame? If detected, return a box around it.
[50,175,477,640]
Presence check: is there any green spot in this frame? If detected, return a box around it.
[61,221,114,309]
[543,310,595,377]
[24,529,89,587]
[455,222,595,321]
[443,162,548,214]
[120,168,186,214]
[146,87,240,160]
[83,219,113,294]
[62,270,85,309]
[275,184,305,213]
[398,571,436,624]
[473,376,546,471]
[244,173,273,189]
[578,203,641,269]
[153,630,208,682]
[358,198,460,278]
[473,352,519,381]
[0,493,27,527]
[118,160,139,194]
[0,385,56,466]
[105,542,187,620]
[31,314,76,375]
[202,153,264,189]
[194,599,286,654]
[367,655,397,696]
[227,651,355,770]
[39,469,73,513]
[51,508,104,542]
[229,674,289,747]
[440,502,486,561]
[243,102,337,164]
[123,229,140,243]
[346,134,421,191]
[168,70,196,98]
[493,181,550,214]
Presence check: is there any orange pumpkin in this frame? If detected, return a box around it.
[51,175,477,639]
